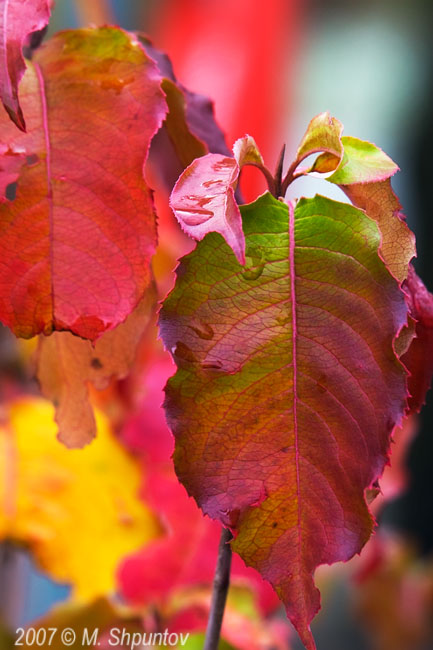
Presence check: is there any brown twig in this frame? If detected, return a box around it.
[203,527,233,650]
[243,162,276,197]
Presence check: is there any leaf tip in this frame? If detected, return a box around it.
[57,428,96,450]
[4,102,26,132]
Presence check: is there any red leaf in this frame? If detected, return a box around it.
[0,0,51,131]
[401,266,433,413]
[0,27,167,339]
[0,143,27,196]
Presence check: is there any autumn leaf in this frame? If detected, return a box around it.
[290,112,415,283]
[342,181,415,285]
[169,136,262,265]
[0,27,166,340]
[0,397,161,598]
[160,192,409,649]
[142,38,231,160]
[118,340,280,615]
[161,78,208,168]
[401,265,433,413]
[0,0,51,130]
[36,286,156,448]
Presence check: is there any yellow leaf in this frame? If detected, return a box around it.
[0,397,161,600]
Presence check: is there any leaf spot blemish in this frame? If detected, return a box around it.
[26,154,39,166]
[174,342,198,362]
[91,357,103,369]
[242,246,265,281]
[5,182,17,201]
[188,321,214,340]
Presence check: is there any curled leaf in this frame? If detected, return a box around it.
[0,0,51,130]
[233,134,263,167]
[169,135,263,265]
[295,112,343,167]
[291,112,415,282]
[170,153,245,264]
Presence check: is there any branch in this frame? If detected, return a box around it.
[203,526,233,650]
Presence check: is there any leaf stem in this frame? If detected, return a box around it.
[273,144,286,197]
[244,163,276,197]
[203,526,233,650]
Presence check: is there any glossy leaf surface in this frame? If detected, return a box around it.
[0,0,51,130]
[169,135,262,265]
[160,192,409,649]
[0,27,166,339]
[170,153,245,264]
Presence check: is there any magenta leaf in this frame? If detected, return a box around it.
[170,153,245,264]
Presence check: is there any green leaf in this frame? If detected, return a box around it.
[324,136,399,184]
[295,112,342,165]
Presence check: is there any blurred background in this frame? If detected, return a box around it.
[1,0,433,648]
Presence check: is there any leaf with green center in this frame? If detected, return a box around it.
[0,27,166,340]
[160,192,409,650]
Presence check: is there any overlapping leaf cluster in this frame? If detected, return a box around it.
[2,4,433,650]
[162,115,433,648]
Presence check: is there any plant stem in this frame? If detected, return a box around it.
[203,527,233,650]
[244,163,276,197]
[273,144,286,198]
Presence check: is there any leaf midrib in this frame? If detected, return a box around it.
[288,200,303,570]
[34,62,54,321]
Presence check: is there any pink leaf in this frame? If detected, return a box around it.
[170,153,245,264]
[0,0,51,130]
